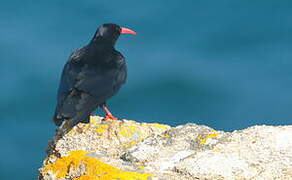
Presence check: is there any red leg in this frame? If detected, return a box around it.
[101,104,118,120]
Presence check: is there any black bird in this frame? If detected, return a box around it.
[52,23,137,131]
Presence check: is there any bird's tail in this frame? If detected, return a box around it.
[52,114,63,127]
[52,90,96,134]
[52,110,90,134]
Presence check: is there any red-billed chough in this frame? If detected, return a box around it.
[52,23,137,131]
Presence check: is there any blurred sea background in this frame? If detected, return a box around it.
[1,0,292,179]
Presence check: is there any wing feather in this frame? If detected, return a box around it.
[53,48,127,128]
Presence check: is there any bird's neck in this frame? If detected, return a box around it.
[90,35,117,47]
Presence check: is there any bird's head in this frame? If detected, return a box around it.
[91,23,137,45]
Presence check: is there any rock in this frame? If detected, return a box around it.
[39,116,292,180]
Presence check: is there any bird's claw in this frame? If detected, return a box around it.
[103,114,118,121]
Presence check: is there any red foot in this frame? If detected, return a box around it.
[103,114,118,121]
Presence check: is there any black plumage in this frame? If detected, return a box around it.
[52,23,136,130]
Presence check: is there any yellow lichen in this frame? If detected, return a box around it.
[94,124,109,134]
[89,117,100,124]
[122,140,139,149]
[43,150,152,180]
[162,132,170,137]
[138,166,145,169]
[198,132,218,145]
[149,123,169,130]
[73,175,95,180]
[119,125,138,137]
[72,117,170,150]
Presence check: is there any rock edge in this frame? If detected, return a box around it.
[39,116,292,180]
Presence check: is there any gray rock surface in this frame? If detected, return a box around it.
[39,116,292,180]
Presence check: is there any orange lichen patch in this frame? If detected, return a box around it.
[73,175,95,180]
[197,132,218,145]
[43,150,152,180]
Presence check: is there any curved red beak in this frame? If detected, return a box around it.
[121,27,137,35]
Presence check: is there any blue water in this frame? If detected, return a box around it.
[1,0,292,179]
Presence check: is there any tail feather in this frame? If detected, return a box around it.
[52,113,64,126]
[52,89,98,132]
[52,109,91,134]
